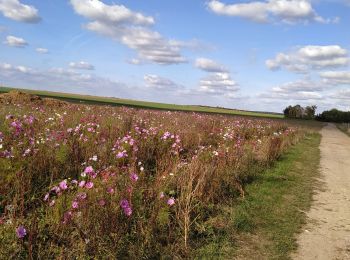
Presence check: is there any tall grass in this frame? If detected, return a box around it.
[0,100,301,258]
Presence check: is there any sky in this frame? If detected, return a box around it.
[0,0,350,113]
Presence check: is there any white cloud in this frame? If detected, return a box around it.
[70,0,186,65]
[3,35,28,47]
[319,71,350,85]
[330,89,350,100]
[69,61,95,70]
[195,58,239,97]
[207,0,336,24]
[271,79,324,92]
[0,0,40,23]
[199,72,239,97]
[0,62,134,98]
[195,57,228,72]
[35,48,48,54]
[266,45,349,73]
[144,74,183,90]
[258,78,325,101]
[70,0,154,26]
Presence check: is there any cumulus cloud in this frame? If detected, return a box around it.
[70,0,187,65]
[199,72,239,97]
[0,62,134,98]
[195,57,228,72]
[69,61,95,70]
[207,0,336,24]
[271,79,324,92]
[266,45,349,73]
[35,48,48,54]
[319,71,350,85]
[144,74,183,90]
[0,0,40,23]
[3,35,28,47]
[330,89,350,100]
[258,78,324,101]
[195,58,239,97]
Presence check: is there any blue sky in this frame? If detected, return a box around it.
[1,0,350,112]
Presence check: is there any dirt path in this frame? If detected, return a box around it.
[293,124,350,260]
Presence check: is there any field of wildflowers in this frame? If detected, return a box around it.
[0,93,301,258]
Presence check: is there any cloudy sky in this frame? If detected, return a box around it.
[1,0,350,112]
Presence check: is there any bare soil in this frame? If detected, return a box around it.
[293,124,350,260]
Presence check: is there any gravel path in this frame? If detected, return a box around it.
[293,124,350,260]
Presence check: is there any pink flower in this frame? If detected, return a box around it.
[72,201,79,209]
[98,199,106,206]
[59,180,68,190]
[167,198,175,206]
[79,181,86,187]
[107,187,114,194]
[85,181,94,189]
[159,192,165,199]
[84,166,94,174]
[130,173,138,182]
[44,193,49,201]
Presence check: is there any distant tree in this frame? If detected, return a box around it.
[283,104,317,120]
[305,105,317,119]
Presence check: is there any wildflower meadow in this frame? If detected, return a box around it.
[0,93,302,258]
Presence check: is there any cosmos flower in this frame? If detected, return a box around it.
[85,181,94,189]
[59,180,68,190]
[167,198,175,206]
[16,226,27,239]
[130,173,138,182]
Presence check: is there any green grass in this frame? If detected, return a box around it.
[0,86,283,119]
[196,133,321,259]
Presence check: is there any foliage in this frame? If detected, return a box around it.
[283,105,317,120]
[316,108,350,123]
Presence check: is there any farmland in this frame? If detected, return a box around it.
[0,86,283,119]
[0,91,309,258]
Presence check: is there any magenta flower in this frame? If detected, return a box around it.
[167,198,175,206]
[120,199,129,209]
[120,199,132,216]
[84,166,94,174]
[123,207,132,216]
[72,201,79,209]
[85,181,94,189]
[107,187,114,194]
[59,180,68,190]
[16,226,27,239]
[130,173,138,182]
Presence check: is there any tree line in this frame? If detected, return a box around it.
[283,105,350,123]
[283,105,317,119]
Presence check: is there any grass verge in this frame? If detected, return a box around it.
[336,123,350,137]
[196,133,321,259]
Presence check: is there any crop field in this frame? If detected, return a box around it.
[0,91,303,258]
[0,87,283,119]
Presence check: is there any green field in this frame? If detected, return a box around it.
[0,86,283,119]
